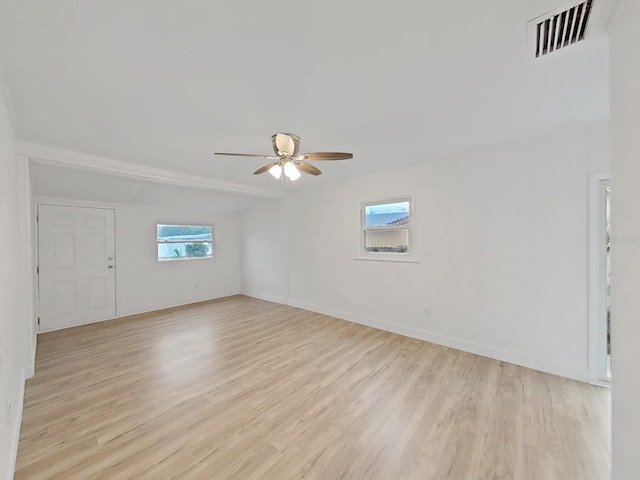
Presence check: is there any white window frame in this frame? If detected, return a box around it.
[157,224,214,262]
[358,194,416,262]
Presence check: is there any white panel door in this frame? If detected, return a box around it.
[38,205,116,331]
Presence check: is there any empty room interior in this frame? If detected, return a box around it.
[1,1,639,479]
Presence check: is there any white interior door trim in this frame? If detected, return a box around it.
[588,173,610,385]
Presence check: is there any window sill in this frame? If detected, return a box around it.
[354,256,421,264]
[158,256,213,263]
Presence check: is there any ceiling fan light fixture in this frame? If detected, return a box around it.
[268,164,283,179]
[215,133,352,181]
[284,161,301,181]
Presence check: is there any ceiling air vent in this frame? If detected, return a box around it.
[528,0,594,58]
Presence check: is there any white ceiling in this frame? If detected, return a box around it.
[0,0,617,194]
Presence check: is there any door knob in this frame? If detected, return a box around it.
[108,265,114,269]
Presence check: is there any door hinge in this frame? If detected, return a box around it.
[36,214,39,222]
[36,266,39,274]
[37,317,40,326]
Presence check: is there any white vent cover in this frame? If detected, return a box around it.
[528,0,594,58]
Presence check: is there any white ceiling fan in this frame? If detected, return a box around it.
[215,133,353,181]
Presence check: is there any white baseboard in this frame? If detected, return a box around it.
[6,369,26,480]
[288,298,589,382]
[242,291,286,305]
[38,314,121,333]
[40,291,243,333]
[116,290,242,319]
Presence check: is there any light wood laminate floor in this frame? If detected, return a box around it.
[16,295,610,479]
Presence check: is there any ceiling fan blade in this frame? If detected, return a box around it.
[294,160,322,176]
[253,162,279,175]
[215,152,278,159]
[297,152,353,161]
[272,133,301,156]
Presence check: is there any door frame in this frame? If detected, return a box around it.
[588,174,610,385]
[36,203,117,332]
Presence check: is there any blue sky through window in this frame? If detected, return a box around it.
[365,201,410,227]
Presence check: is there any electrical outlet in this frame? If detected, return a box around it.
[424,307,433,318]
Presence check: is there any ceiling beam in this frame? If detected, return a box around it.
[17,142,285,199]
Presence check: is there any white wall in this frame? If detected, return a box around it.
[35,197,244,319]
[0,82,32,480]
[279,127,609,381]
[609,0,640,478]
[242,199,288,303]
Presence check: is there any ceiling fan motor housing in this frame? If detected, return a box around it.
[272,133,301,157]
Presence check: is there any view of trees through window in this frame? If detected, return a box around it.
[157,224,213,261]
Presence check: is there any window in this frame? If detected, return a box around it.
[361,196,413,256]
[157,224,213,261]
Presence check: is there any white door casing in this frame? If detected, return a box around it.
[38,205,116,331]
[588,175,610,384]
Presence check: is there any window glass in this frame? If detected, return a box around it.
[364,229,409,253]
[157,224,213,261]
[361,198,413,257]
[364,201,410,227]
